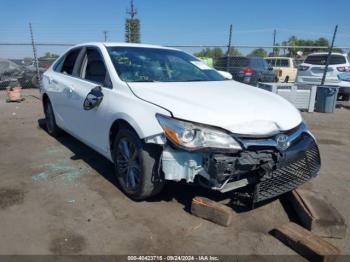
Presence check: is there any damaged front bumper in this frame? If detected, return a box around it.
[158,123,321,203]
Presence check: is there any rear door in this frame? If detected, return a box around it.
[45,48,83,132]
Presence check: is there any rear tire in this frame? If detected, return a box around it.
[44,99,62,137]
[112,127,164,200]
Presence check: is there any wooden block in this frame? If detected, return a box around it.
[287,189,346,239]
[6,97,25,103]
[191,197,233,227]
[272,222,341,262]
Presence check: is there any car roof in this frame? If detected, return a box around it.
[307,52,345,56]
[71,42,180,51]
[265,57,292,59]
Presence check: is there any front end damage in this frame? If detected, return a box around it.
[149,123,321,204]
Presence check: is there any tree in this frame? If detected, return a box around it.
[125,19,141,43]
[249,48,267,57]
[194,47,241,59]
[194,48,223,59]
[227,47,241,56]
[125,0,141,43]
[284,36,343,57]
[40,52,59,59]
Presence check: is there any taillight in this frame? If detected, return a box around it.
[239,67,255,75]
[298,65,309,71]
[337,66,350,72]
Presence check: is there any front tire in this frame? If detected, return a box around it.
[113,127,164,200]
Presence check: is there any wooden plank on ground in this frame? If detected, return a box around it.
[272,222,340,262]
[287,189,346,239]
[191,197,233,227]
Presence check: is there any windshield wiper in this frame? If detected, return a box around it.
[129,79,158,82]
[184,79,207,82]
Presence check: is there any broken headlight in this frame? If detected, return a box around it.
[156,114,242,151]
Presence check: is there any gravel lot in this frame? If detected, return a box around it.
[0,89,349,257]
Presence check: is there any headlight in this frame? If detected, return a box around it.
[156,114,242,151]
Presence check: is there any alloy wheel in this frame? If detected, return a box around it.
[116,137,141,191]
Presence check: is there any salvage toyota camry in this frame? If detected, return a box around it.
[41,43,321,203]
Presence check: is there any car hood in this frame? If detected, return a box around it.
[128,80,302,136]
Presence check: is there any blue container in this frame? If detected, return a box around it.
[315,85,339,113]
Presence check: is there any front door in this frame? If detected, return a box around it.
[66,47,114,155]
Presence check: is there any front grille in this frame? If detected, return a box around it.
[254,136,321,202]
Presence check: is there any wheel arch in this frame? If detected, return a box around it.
[109,115,145,154]
[42,92,50,106]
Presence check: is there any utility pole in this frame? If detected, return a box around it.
[226,24,233,56]
[103,30,109,42]
[273,29,276,56]
[226,24,233,70]
[321,25,338,85]
[29,23,40,88]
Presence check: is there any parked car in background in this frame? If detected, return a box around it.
[296,52,350,100]
[214,56,277,86]
[265,57,297,83]
[41,43,320,203]
[0,58,45,89]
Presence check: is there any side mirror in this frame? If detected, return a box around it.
[217,70,233,80]
[83,86,104,110]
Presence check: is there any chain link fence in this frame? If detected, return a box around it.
[1,42,349,89]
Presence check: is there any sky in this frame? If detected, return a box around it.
[1,0,350,58]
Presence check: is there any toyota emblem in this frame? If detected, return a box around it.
[276,134,290,151]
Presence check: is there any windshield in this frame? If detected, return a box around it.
[107,47,225,82]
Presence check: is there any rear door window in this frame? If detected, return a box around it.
[280,59,290,67]
[261,59,269,70]
[305,55,346,65]
[265,59,274,66]
[249,58,259,69]
[61,48,81,75]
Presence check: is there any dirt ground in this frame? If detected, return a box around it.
[0,89,349,257]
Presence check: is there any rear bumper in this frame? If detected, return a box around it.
[339,87,350,95]
[296,76,350,88]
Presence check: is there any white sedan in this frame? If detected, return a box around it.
[41,42,321,203]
